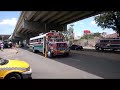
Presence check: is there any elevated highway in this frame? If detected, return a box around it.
[10,11,101,44]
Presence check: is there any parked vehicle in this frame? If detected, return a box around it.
[8,41,13,48]
[3,41,9,48]
[69,44,83,50]
[0,42,1,49]
[95,37,120,51]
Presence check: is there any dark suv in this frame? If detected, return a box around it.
[69,44,83,50]
[3,41,9,48]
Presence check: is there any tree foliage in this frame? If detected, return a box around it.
[95,11,120,36]
[62,25,74,41]
[93,32,101,37]
[80,32,101,39]
[81,34,94,39]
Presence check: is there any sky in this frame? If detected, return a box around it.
[67,15,116,38]
[0,11,20,35]
[0,11,116,37]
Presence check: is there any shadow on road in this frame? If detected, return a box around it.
[52,53,120,79]
[83,48,120,54]
[21,47,120,79]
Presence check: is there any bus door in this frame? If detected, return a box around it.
[43,36,46,54]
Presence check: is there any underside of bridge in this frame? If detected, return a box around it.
[10,11,101,44]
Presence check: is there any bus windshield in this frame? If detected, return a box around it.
[48,36,64,42]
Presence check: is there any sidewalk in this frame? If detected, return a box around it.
[83,46,95,50]
[0,48,18,59]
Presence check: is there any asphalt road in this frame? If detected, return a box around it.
[1,48,120,79]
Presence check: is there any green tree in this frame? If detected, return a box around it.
[62,24,74,41]
[81,34,94,39]
[93,32,101,37]
[95,11,120,36]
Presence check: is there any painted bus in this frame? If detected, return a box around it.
[29,30,70,57]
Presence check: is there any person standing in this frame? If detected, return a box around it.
[1,43,4,51]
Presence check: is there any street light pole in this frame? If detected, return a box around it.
[70,24,74,45]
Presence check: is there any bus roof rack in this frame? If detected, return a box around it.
[50,30,56,32]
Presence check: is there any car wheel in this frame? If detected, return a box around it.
[81,47,83,50]
[95,47,99,51]
[5,73,22,79]
[101,48,104,51]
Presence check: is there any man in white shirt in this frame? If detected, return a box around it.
[1,43,4,51]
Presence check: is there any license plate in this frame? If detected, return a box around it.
[60,51,65,53]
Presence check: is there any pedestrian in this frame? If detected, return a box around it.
[1,43,4,51]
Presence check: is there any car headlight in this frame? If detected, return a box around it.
[26,66,30,71]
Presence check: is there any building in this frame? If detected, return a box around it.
[105,33,119,38]
[0,35,11,41]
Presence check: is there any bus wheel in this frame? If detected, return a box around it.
[95,47,100,51]
[33,48,36,53]
[48,51,53,58]
[64,53,69,57]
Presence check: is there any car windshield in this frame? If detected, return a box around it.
[0,58,9,65]
[72,45,77,47]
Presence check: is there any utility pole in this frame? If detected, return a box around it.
[69,24,74,46]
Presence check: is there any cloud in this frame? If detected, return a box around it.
[0,18,17,26]
[105,28,116,34]
[91,20,96,25]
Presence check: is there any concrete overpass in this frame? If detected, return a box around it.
[10,11,101,44]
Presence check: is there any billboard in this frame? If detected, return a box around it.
[84,30,91,34]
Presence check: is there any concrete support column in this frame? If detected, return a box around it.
[62,24,67,31]
[25,34,30,46]
[26,38,30,45]
[17,40,19,45]
[19,40,23,45]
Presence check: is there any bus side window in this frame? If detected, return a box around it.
[38,38,41,42]
[35,39,38,42]
[36,39,39,42]
[41,38,43,43]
